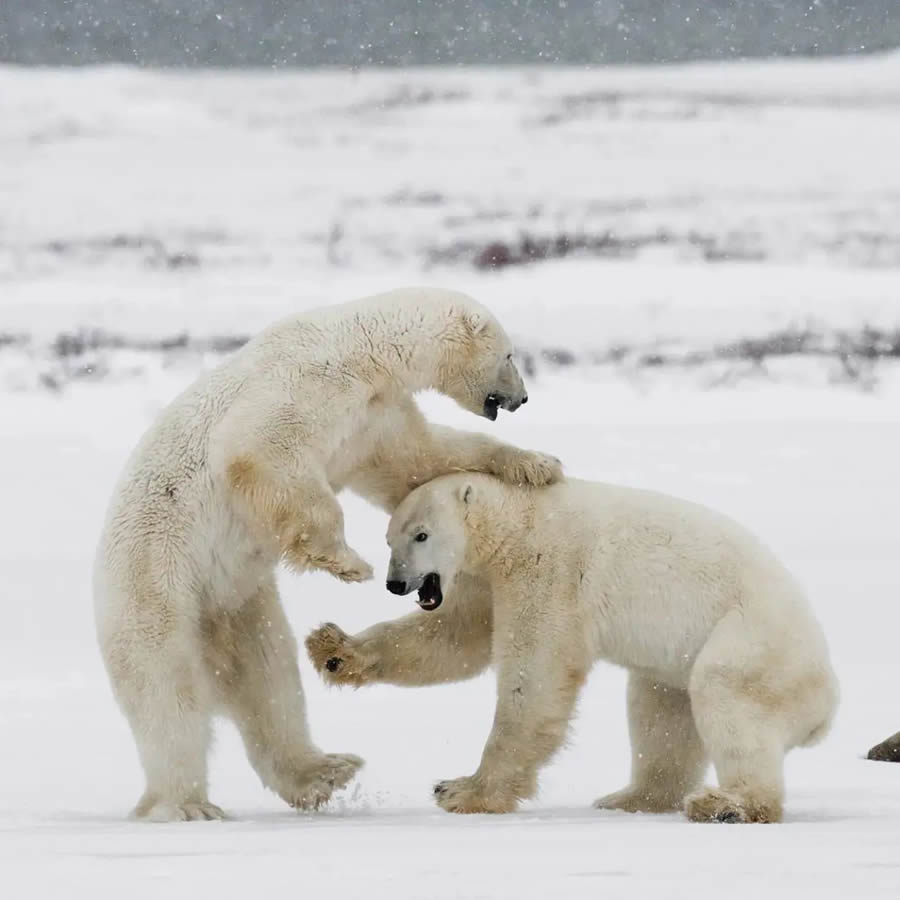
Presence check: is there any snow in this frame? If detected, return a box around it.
[2,53,900,898]
[3,382,900,898]
[2,53,900,357]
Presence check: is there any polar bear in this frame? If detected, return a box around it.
[94,287,561,821]
[306,472,838,824]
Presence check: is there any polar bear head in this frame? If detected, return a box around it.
[436,302,529,421]
[385,475,483,611]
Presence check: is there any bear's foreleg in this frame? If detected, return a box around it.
[345,398,562,513]
[306,573,493,688]
[434,603,586,814]
[224,448,373,584]
[423,424,564,490]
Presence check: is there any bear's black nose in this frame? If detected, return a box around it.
[386,579,407,595]
[521,394,528,404]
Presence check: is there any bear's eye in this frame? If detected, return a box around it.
[414,532,428,543]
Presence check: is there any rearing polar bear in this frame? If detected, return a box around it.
[94,287,561,821]
[308,472,838,823]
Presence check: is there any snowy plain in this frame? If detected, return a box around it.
[1,53,900,898]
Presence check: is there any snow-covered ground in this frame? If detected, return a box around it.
[3,383,900,898]
[2,53,900,387]
[1,54,900,898]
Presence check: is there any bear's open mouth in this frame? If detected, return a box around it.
[483,393,503,420]
[483,392,524,419]
[417,573,443,611]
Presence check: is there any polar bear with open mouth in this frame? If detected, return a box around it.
[94,288,561,821]
[308,471,837,824]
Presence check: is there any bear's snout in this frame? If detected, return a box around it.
[386,579,409,595]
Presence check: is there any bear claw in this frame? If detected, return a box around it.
[716,811,742,824]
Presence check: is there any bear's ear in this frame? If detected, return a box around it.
[457,482,475,505]
[463,310,488,336]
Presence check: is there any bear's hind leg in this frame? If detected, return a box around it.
[684,725,783,825]
[594,672,707,814]
[205,577,363,810]
[685,611,786,824]
[109,625,222,821]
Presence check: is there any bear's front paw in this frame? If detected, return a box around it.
[494,449,563,488]
[285,530,374,583]
[305,623,378,687]
[315,547,374,583]
[433,776,519,814]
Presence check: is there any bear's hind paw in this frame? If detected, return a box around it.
[282,753,365,811]
[684,787,781,824]
[133,799,227,822]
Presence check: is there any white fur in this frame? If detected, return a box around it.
[308,472,838,823]
[94,287,562,821]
